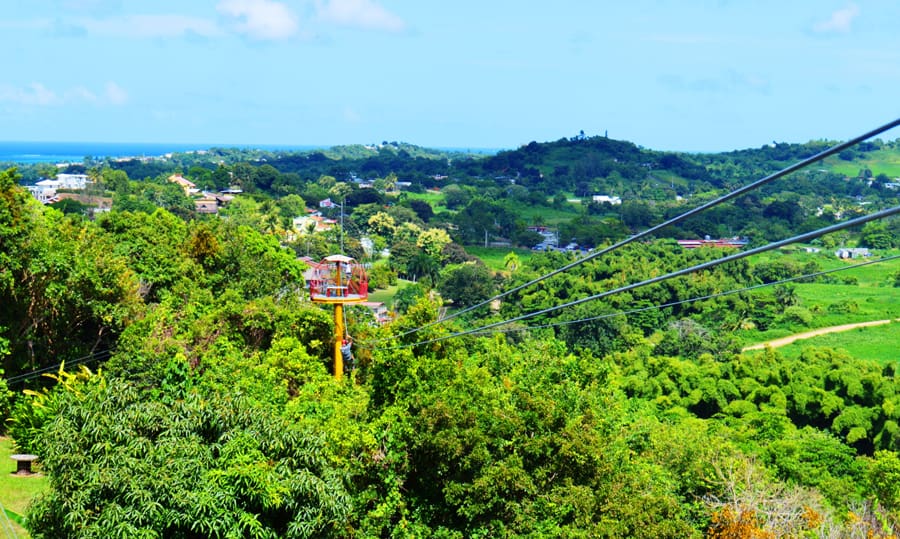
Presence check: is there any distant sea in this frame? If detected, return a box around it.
[0,141,500,164]
[0,141,324,164]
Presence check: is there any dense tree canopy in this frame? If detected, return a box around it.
[3,131,900,538]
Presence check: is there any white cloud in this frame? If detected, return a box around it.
[0,82,127,106]
[68,86,99,104]
[813,4,860,34]
[658,70,770,95]
[343,106,361,123]
[60,0,118,10]
[79,14,223,38]
[315,0,405,32]
[104,81,128,105]
[0,83,60,106]
[217,0,299,40]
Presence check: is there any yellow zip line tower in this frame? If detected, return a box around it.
[308,254,369,380]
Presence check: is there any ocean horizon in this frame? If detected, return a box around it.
[0,141,501,164]
[0,141,328,165]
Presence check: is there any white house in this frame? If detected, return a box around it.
[26,185,58,204]
[836,248,870,259]
[591,195,622,205]
[55,174,89,189]
[28,174,90,204]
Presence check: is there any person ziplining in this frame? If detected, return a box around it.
[340,336,355,372]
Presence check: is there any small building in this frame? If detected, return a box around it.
[299,256,328,284]
[677,238,749,249]
[55,174,89,189]
[294,213,335,233]
[195,199,219,214]
[836,248,870,259]
[361,302,391,325]
[168,174,198,195]
[591,195,622,205]
[27,185,58,204]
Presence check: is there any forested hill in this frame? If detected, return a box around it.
[66,133,893,206]
[464,135,714,193]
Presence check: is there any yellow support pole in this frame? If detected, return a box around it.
[334,303,344,380]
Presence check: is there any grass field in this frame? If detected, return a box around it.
[403,191,448,213]
[736,249,900,345]
[0,436,46,538]
[514,204,580,226]
[365,279,418,308]
[464,246,534,271]
[750,321,900,364]
[824,150,900,178]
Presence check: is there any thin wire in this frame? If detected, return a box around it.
[4,351,109,385]
[472,254,900,335]
[373,205,900,351]
[4,349,112,385]
[379,117,900,344]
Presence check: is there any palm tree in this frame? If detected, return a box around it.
[773,285,799,311]
[407,253,439,285]
[504,252,520,273]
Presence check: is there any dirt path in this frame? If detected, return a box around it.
[742,319,899,351]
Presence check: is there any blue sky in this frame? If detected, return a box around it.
[2,0,900,152]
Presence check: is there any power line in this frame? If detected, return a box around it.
[374,205,900,351]
[4,349,112,386]
[471,254,900,335]
[381,117,900,343]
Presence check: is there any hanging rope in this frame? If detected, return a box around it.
[343,304,350,340]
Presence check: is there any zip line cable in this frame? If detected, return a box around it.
[4,349,112,386]
[378,117,900,344]
[4,349,111,385]
[372,205,900,351]
[468,254,900,336]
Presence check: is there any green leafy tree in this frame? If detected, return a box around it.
[868,450,900,511]
[277,193,306,220]
[438,262,494,308]
[503,251,521,273]
[367,211,396,240]
[416,227,452,261]
[861,221,895,249]
[1,176,142,372]
[407,252,440,285]
[28,374,350,538]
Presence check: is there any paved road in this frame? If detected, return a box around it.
[742,319,898,351]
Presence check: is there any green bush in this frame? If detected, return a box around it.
[368,262,397,289]
[827,299,860,314]
[0,373,11,430]
[8,390,60,455]
[782,306,813,326]
[7,366,99,454]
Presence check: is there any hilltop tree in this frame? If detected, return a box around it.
[416,227,452,260]
[438,262,494,308]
